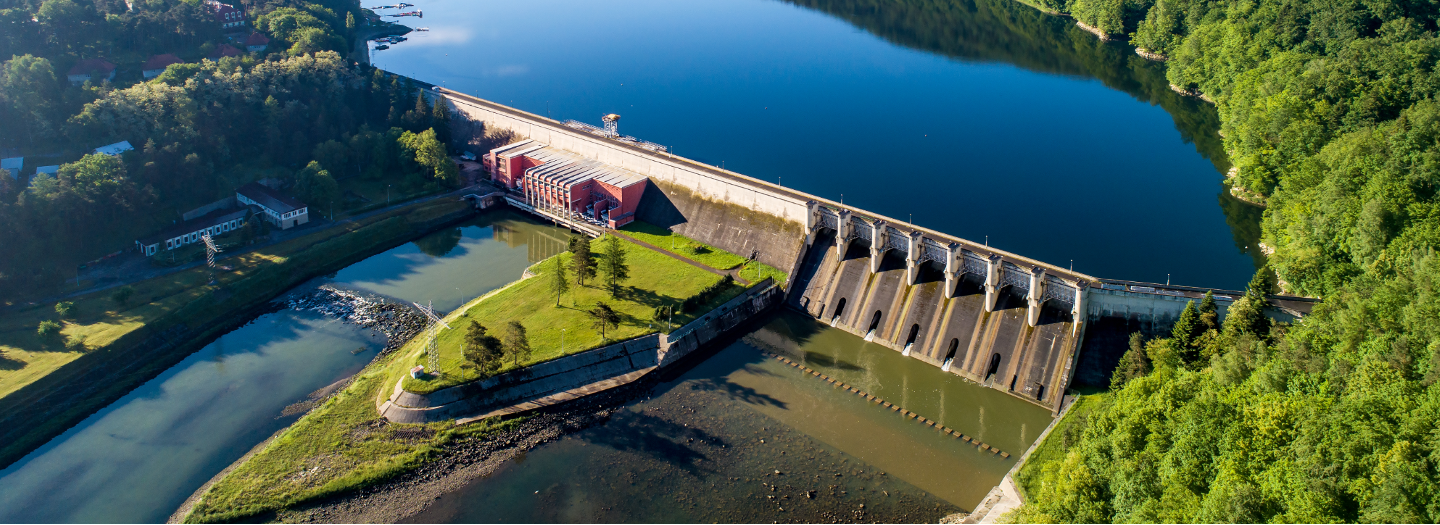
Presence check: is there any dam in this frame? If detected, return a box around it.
[437,87,1316,412]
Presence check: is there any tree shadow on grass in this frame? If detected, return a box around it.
[613,286,675,310]
[0,352,25,371]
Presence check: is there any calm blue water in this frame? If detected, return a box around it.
[372,0,1261,290]
[0,212,569,523]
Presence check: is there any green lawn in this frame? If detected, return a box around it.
[398,234,743,394]
[183,348,521,523]
[1014,393,1109,501]
[618,221,749,270]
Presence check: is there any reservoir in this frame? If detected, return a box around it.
[0,0,1258,520]
[373,0,1261,290]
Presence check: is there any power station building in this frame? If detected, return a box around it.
[486,140,648,228]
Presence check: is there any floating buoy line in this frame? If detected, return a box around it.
[759,350,1010,459]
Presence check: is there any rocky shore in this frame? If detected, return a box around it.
[286,285,428,354]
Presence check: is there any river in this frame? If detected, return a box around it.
[371,0,1261,290]
[0,211,570,523]
[1,0,1259,520]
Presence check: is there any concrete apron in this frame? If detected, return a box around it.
[375,279,783,424]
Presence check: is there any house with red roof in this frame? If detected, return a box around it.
[142,54,183,79]
[207,44,242,59]
[67,58,116,85]
[244,32,269,53]
[205,0,245,29]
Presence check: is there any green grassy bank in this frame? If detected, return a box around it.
[184,234,757,522]
[0,197,475,470]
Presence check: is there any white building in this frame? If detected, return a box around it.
[94,141,134,156]
[237,182,309,229]
[135,207,250,257]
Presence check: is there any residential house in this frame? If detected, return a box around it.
[67,59,116,85]
[135,207,251,257]
[33,165,58,185]
[206,0,245,29]
[237,182,309,229]
[95,141,134,156]
[244,32,269,53]
[142,54,183,79]
[1,157,20,179]
[208,44,242,59]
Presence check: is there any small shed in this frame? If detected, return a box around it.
[95,141,134,156]
[67,58,116,85]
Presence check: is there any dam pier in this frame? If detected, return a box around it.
[436,86,1315,413]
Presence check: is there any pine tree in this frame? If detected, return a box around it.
[1111,332,1152,390]
[1198,290,1219,331]
[599,235,630,296]
[502,320,530,364]
[549,256,569,306]
[571,236,596,285]
[463,321,503,378]
[589,302,620,339]
[431,95,452,148]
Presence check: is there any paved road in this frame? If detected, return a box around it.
[10,183,493,312]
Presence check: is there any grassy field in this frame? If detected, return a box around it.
[0,197,474,469]
[1014,393,1109,500]
[398,234,743,394]
[617,221,789,285]
[619,221,749,269]
[182,345,522,524]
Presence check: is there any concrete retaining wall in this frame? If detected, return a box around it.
[378,279,782,424]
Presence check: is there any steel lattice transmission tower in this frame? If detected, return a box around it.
[602,113,620,138]
[414,301,452,374]
[202,232,222,268]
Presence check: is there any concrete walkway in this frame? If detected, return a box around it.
[609,231,752,285]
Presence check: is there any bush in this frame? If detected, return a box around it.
[680,275,735,313]
[37,320,62,340]
[54,301,74,318]
[111,286,134,306]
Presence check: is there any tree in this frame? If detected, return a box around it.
[1111,332,1152,390]
[548,256,569,306]
[110,285,134,306]
[54,301,74,318]
[462,321,502,378]
[1170,300,1203,363]
[571,236,596,285]
[295,160,340,219]
[589,302,620,340]
[502,320,530,364]
[1197,290,1219,331]
[399,128,458,186]
[36,319,61,341]
[598,235,630,296]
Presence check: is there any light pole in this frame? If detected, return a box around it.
[387,184,391,206]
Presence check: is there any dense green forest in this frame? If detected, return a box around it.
[1008,0,1440,521]
[0,0,465,298]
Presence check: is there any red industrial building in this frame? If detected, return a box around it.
[486,140,648,228]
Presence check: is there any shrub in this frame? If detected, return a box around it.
[680,275,735,313]
[111,286,134,306]
[54,301,74,318]
[37,320,62,340]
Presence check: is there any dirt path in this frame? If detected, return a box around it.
[610,231,752,285]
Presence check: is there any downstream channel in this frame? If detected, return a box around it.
[0,211,570,523]
[2,0,1260,520]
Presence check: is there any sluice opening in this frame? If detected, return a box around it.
[830,297,847,326]
[1008,374,1017,392]
[902,324,920,356]
[941,338,959,371]
[984,353,1001,383]
[864,310,882,341]
[1035,384,1045,401]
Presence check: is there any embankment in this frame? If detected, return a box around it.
[0,197,476,470]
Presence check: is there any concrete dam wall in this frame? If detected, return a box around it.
[436,87,1317,411]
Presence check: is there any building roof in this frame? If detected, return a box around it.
[237,182,305,213]
[95,141,134,155]
[0,157,20,172]
[208,44,242,59]
[138,206,250,246]
[522,145,647,189]
[67,58,115,77]
[35,165,58,175]
[245,32,269,46]
[490,139,535,157]
[143,53,183,71]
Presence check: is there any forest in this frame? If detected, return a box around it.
[0,0,474,298]
[1011,0,1440,521]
